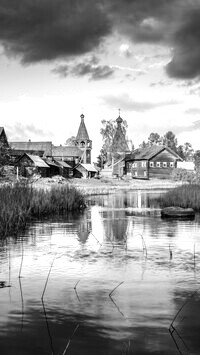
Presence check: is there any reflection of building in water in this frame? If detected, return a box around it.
[76,210,92,244]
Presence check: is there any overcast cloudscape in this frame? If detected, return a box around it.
[1,0,200,159]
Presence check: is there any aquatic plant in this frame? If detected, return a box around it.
[159,184,200,210]
[0,183,86,238]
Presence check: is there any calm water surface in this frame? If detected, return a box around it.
[1,190,200,355]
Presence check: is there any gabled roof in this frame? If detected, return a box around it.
[52,145,82,157]
[18,153,49,168]
[127,145,182,161]
[10,141,52,156]
[77,163,97,172]
[54,159,72,168]
[76,114,90,140]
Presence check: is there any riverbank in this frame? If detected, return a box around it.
[30,176,184,194]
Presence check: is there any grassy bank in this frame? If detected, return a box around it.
[159,184,200,210]
[0,183,85,238]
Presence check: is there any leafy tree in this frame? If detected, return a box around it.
[100,119,129,163]
[193,150,200,170]
[0,145,13,167]
[65,136,76,146]
[162,131,178,151]
[147,132,162,146]
[183,142,194,161]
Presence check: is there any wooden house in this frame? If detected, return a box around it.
[53,159,73,178]
[125,145,182,179]
[52,146,82,167]
[10,141,52,158]
[74,163,97,178]
[16,153,49,177]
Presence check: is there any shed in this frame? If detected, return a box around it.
[45,159,60,177]
[52,146,82,168]
[125,145,182,180]
[54,159,73,178]
[16,153,49,177]
[74,163,97,178]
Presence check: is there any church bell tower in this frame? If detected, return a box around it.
[74,114,92,164]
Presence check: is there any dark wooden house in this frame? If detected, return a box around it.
[10,141,52,158]
[74,163,97,178]
[125,145,182,179]
[16,153,49,177]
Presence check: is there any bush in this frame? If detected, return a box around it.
[171,168,196,183]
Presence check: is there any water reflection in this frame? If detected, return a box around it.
[1,190,200,354]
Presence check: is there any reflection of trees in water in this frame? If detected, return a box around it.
[102,210,129,243]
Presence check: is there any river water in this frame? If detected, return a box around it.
[0,190,200,355]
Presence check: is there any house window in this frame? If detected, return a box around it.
[149,161,154,167]
[144,171,147,177]
[170,162,174,168]
[133,162,137,168]
[163,162,167,168]
[156,162,161,167]
[142,161,146,167]
[135,171,138,176]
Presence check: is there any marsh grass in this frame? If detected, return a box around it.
[159,184,200,210]
[0,183,85,238]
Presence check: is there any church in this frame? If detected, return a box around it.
[1,114,97,178]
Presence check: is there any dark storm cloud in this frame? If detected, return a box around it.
[102,93,179,112]
[1,0,200,80]
[0,0,111,63]
[52,57,115,80]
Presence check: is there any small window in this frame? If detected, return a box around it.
[135,171,138,176]
[142,161,146,167]
[163,162,167,168]
[149,161,154,167]
[133,162,137,168]
[170,162,174,168]
[144,171,147,177]
[156,162,161,167]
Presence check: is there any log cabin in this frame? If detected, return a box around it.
[125,145,183,179]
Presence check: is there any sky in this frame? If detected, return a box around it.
[1,0,200,161]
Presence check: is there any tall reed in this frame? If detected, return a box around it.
[159,184,200,210]
[0,183,86,238]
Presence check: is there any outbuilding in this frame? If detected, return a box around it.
[74,163,97,178]
[16,153,49,177]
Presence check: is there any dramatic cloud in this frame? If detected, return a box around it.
[0,0,111,63]
[52,57,114,80]
[6,122,51,141]
[1,0,200,79]
[102,93,179,112]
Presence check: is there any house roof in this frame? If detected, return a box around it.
[76,114,90,140]
[126,145,182,161]
[78,163,97,172]
[21,154,50,168]
[54,159,72,168]
[10,141,52,156]
[52,145,82,157]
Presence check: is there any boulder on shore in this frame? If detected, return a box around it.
[161,206,195,218]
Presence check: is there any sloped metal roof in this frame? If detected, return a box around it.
[26,154,50,168]
[10,141,52,156]
[78,163,97,172]
[54,160,72,168]
[52,146,82,157]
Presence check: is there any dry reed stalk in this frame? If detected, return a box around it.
[62,324,79,355]
[41,254,56,300]
[169,244,173,259]
[170,287,200,329]
[74,280,80,302]
[90,232,102,246]
[109,281,124,297]
[18,239,24,278]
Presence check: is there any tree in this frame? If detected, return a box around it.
[147,132,162,146]
[65,136,76,146]
[99,119,129,163]
[163,131,178,151]
[0,145,13,167]
[183,142,194,161]
[193,150,200,170]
